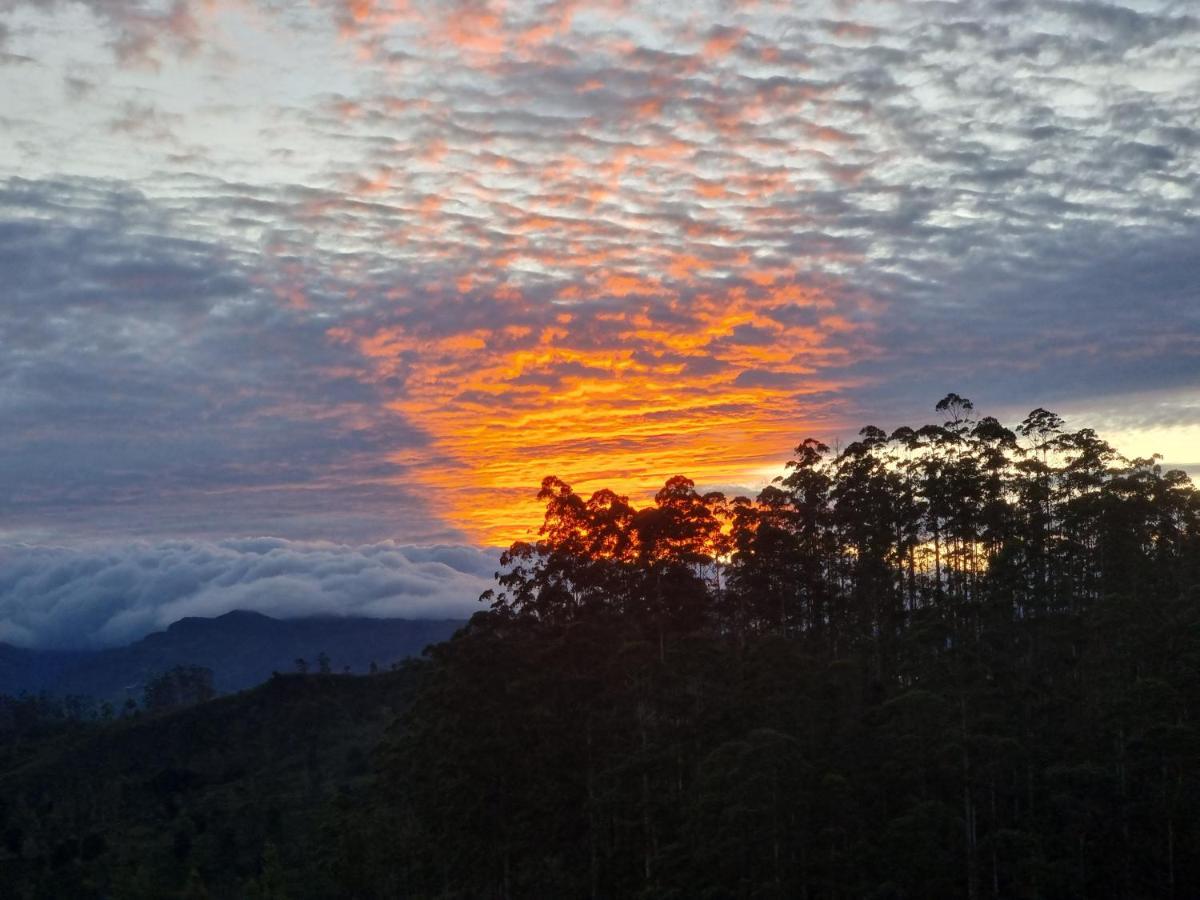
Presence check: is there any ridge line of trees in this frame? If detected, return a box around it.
[383,395,1200,899]
[486,394,1197,654]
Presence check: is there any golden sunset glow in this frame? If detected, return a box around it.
[332,276,866,543]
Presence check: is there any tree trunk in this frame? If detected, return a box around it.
[962,696,979,900]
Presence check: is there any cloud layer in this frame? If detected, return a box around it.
[0,539,498,649]
[0,0,1197,544]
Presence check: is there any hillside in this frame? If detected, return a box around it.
[0,611,464,701]
[3,401,1199,898]
[0,668,419,899]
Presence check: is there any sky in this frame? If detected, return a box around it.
[1,0,1198,646]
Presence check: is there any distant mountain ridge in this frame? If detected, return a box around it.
[0,610,464,701]
[0,644,91,698]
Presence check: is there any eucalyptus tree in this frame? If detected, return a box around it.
[630,476,728,660]
[374,396,1200,900]
[728,438,834,640]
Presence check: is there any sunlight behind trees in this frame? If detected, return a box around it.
[375,396,1200,898]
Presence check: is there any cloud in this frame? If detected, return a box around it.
[0,0,1197,549]
[0,176,450,542]
[0,539,499,649]
[0,0,202,70]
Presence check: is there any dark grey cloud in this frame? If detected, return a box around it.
[0,539,498,649]
[847,223,1200,424]
[0,176,443,541]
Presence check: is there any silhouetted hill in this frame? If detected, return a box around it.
[1,611,464,701]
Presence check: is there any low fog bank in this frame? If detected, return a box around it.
[0,538,500,649]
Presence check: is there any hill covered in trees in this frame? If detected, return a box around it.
[383,396,1200,899]
[0,669,421,898]
[3,396,1199,898]
[0,612,462,702]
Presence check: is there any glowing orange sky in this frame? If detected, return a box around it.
[333,273,871,544]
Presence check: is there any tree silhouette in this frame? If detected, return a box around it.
[381,396,1200,898]
[143,666,215,713]
[12,396,1195,899]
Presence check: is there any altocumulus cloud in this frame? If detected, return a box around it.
[0,539,499,649]
[3,0,1198,546]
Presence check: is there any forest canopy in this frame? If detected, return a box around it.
[482,395,1197,649]
[385,395,1200,899]
[3,396,1198,900]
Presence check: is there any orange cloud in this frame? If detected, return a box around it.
[332,271,869,544]
[702,26,745,59]
[830,20,878,40]
[241,2,885,542]
[429,0,508,57]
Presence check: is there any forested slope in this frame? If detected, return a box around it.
[379,396,1200,899]
[0,670,421,899]
[3,396,1198,899]
[0,612,462,700]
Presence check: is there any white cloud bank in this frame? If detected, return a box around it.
[0,538,499,649]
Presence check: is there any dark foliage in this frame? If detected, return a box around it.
[2,397,1198,898]
[144,666,216,713]
[380,397,1200,899]
[0,670,421,899]
[0,611,463,701]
